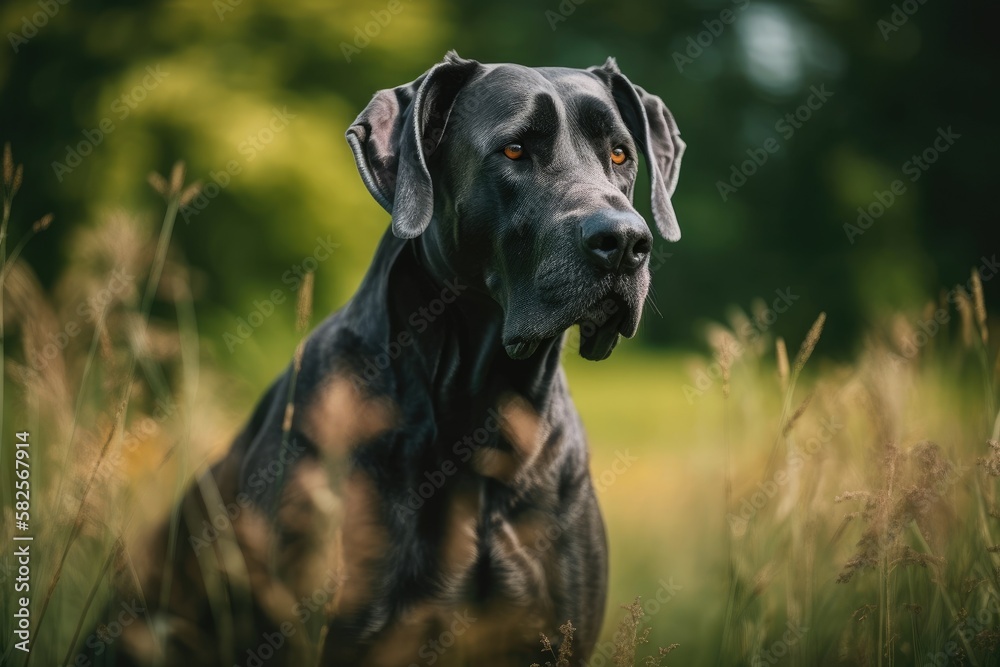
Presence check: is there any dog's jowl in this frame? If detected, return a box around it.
[93,51,684,667]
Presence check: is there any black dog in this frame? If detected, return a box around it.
[98,51,683,667]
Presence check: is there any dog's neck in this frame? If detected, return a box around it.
[348,228,567,420]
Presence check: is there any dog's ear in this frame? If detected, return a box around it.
[347,51,480,239]
[590,57,685,241]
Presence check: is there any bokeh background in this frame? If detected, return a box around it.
[2,0,1000,665]
[3,0,1000,370]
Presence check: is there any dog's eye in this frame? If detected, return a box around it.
[503,143,525,160]
[611,146,628,165]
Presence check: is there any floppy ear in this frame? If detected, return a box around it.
[590,57,685,241]
[346,51,480,239]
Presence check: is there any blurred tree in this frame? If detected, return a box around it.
[1,0,998,375]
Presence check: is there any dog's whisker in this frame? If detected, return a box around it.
[645,289,663,318]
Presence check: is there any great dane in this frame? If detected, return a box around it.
[95,51,683,667]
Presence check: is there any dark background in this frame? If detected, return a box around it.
[1,0,998,376]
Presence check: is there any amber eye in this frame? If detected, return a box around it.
[611,146,627,165]
[503,143,524,160]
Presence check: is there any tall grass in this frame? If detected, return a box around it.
[697,283,1000,666]
[0,149,228,666]
[0,149,998,666]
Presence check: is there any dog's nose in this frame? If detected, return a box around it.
[579,211,653,272]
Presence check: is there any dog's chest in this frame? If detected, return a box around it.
[341,458,563,601]
[327,465,565,663]
[292,375,578,657]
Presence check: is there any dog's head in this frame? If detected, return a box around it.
[347,51,684,361]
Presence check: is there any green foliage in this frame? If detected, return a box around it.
[1,0,997,362]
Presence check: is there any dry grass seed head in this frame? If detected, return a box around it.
[557,620,575,666]
[613,597,648,667]
[920,300,936,325]
[857,358,908,452]
[2,142,12,185]
[889,314,916,359]
[793,312,826,375]
[979,440,1000,477]
[178,181,203,207]
[65,212,147,305]
[962,576,987,595]
[955,287,975,348]
[782,393,813,437]
[971,268,988,345]
[836,445,898,583]
[836,441,955,583]
[644,643,680,667]
[32,213,53,233]
[749,560,780,600]
[532,633,554,667]
[776,337,789,391]
[976,629,1000,652]
[147,171,169,197]
[3,142,23,200]
[726,305,753,347]
[707,327,737,399]
[909,440,952,489]
[169,161,185,196]
[721,349,732,399]
[4,263,73,432]
[297,271,314,333]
